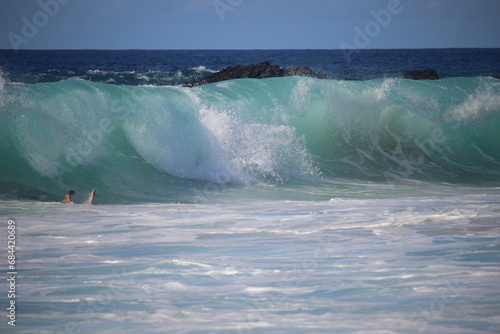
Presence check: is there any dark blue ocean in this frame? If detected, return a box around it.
[1,49,500,333]
[1,49,500,85]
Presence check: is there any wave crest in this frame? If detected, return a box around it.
[1,76,499,201]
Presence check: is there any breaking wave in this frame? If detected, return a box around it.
[1,75,499,202]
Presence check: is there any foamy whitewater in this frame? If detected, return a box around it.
[1,49,500,333]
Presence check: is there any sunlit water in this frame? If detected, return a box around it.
[2,183,500,333]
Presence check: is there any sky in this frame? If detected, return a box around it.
[0,0,499,50]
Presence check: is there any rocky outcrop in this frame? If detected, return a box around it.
[183,61,326,87]
[402,69,440,80]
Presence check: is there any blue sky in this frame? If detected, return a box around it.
[1,0,499,50]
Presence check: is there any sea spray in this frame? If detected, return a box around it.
[1,76,499,201]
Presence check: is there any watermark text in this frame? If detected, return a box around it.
[6,219,17,327]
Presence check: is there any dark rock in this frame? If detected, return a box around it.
[284,66,326,78]
[402,69,440,80]
[183,61,326,87]
[491,75,500,80]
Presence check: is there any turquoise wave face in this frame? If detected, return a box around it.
[1,76,499,202]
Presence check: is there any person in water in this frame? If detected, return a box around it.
[64,189,96,204]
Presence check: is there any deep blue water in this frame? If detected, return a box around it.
[1,49,499,85]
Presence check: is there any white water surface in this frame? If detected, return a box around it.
[1,185,500,334]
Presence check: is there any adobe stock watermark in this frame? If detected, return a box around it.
[200,160,244,201]
[61,95,137,174]
[59,265,136,334]
[7,0,71,52]
[64,118,114,168]
[237,234,345,334]
[213,0,243,21]
[407,278,462,333]
[340,0,409,63]
[383,126,448,184]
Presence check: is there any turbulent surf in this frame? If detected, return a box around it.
[2,49,500,334]
[1,74,499,202]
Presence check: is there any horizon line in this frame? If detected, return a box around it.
[1,47,500,52]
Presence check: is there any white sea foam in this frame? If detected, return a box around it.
[190,65,217,73]
[449,87,500,122]
[6,187,500,333]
